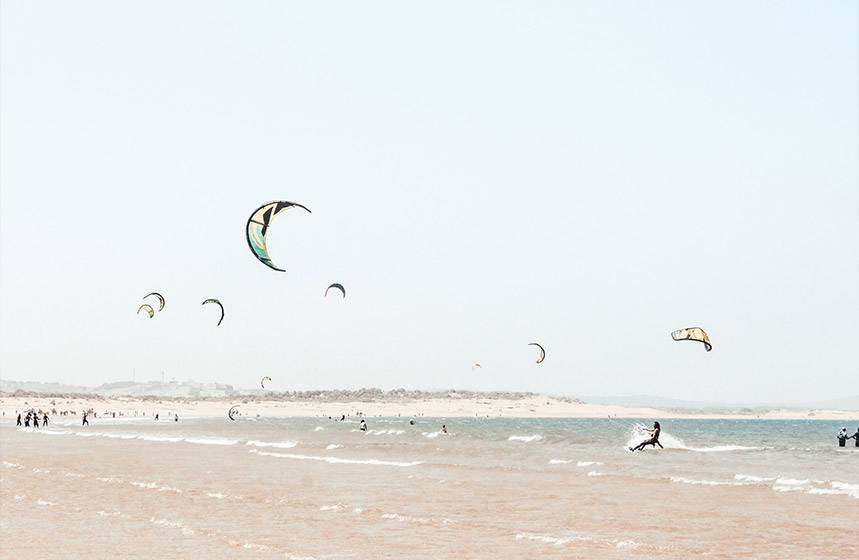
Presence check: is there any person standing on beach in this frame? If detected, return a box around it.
[837,427,849,447]
[82,412,89,426]
[33,414,39,428]
[16,413,21,426]
[631,421,662,452]
[43,413,49,427]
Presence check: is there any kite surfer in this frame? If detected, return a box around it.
[630,422,662,452]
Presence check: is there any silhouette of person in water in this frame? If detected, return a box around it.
[82,412,89,426]
[43,413,49,427]
[851,428,859,447]
[837,427,849,447]
[441,425,447,434]
[33,414,39,428]
[359,420,367,431]
[16,413,21,426]
[631,421,662,452]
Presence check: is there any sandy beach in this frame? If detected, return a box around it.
[1,392,856,422]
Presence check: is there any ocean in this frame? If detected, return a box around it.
[2,416,857,559]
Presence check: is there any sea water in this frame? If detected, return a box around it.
[2,416,857,559]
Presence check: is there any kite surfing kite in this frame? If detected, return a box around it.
[325,283,346,298]
[671,327,712,352]
[261,376,271,389]
[528,342,546,364]
[202,299,225,326]
[143,292,165,312]
[228,405,239,421]
[137,304,154,318]
[246,200,311,271]
[472,363,482,372]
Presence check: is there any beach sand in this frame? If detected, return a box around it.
[1,393,855,421]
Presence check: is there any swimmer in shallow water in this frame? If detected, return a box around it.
[630,421,662,452]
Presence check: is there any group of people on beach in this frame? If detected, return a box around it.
[836,427,859,447]
[16,410,49,428]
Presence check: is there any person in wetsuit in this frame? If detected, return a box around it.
[16,413,21,426]
[837,428,849,447]
[851,428,859,447]
[631,421,663,452]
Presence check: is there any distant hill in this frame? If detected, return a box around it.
[2,380,856,410]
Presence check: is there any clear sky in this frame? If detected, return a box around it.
[1,1,857,405]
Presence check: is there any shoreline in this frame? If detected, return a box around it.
[1,393,856,421]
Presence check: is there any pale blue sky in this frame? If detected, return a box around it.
[1,1,857,404]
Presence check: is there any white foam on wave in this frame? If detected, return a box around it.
[3,461,23,468]
[31,429,70,436]
[37,500,55,506]
[314,426,324,432]
[326,444,342,450]
[515,532,594,545]
[734,474,776,483]
[422,431,440,438]
[769,478,858,499]
[382,512,454,525]
[587,471,603,477]
[138,435,183,443]
[96,476,123,483]
[516,531,657,551]
[150,517,196,536]
[185,438,238,446]
[577,461,603,467]
[669,476,738,487]
[206,492,226,499]
[829,481,859,498]
[369,429,405,435]
[508,435,543,442]
[774,477,811,486]
[549,459,572,464]
[249,449,421,467]
[320,503,346,511]
[246,440,298,449]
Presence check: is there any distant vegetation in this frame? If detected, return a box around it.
[0,379,583,404]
